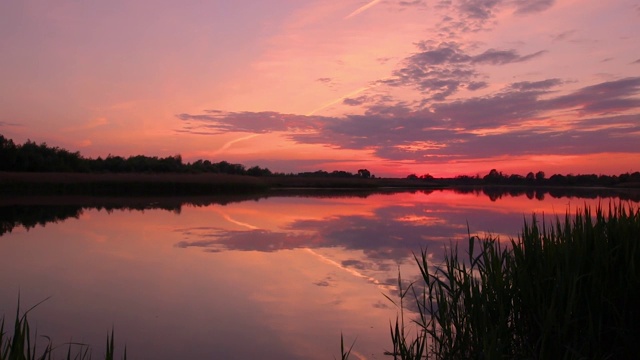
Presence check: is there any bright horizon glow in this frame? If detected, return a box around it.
[1,0,639,177]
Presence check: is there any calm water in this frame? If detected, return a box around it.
[1,188,638,359]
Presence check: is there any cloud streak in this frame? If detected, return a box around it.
[210,134,261,156]
[307,86,371,115]
[345,0,384,19]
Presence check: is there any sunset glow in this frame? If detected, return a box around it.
[1,0,638,177]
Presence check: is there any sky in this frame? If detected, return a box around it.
[1,0,639,177]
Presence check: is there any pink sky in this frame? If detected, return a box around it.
[1,0,639,177]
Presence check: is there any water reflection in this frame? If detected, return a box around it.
[453,186,640,202]
[1,189,639,360]
[2,187,638,236]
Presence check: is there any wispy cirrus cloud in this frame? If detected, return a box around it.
[551,30,576,42]
[344,0,383,19]
[0,121,22,127]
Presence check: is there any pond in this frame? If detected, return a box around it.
[1,188,638,359]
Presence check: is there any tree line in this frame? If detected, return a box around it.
[409,168,640,188]
[0,134,275,175]
[2,134,637,185]
[0,134,375,178]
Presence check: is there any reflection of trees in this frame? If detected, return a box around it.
[4,189,639,251]
[0,190,422,236]
[454,187,640,202]
[0,205,83,236]
[0,195,270,235]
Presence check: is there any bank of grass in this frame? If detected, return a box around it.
[0,172,443,196]
[375,203,640,359]
[0,172,270,196]
[1,299,125,360]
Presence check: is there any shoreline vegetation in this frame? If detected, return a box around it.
[2,171,640,197]
[1,298,126,360]
[1,134,639,196]
[343,203,640,359]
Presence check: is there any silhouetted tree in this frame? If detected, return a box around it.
[330,170,353,178]
[0,135,18,170]
[357,169,371,178]
[509,174,525,182]
[247,166,272,176]
[483,169,507,184]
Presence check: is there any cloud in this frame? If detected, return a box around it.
[458,0,501,20]
[343,97,367,106]
[511,0,555,14]
[458,0,557,18]
[177,77,640,163]
[315,77,339,89]
[345,0,383,19]
[632,59,640,65]
[472,49,546,65]
[509,79,563,91]
[434,0,556,35]
[342,94,393,106]
[551,30,576,42]
[177,111,327,135]
[0,121,22,127]
[313,277,334,287]
[210,134,261,156]
[342,259,370,270]
[307,86,371,115]
[399,0,425,6]
[382,41,545,101]
[544,77,640,115]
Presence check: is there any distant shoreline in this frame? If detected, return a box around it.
[1,172,639,198]
[0,171,436,195]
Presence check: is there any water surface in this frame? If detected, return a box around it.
[1,189,637,359]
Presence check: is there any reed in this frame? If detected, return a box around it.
[337,333,356,360]
[0,299,125,360]
[373,203,640,359]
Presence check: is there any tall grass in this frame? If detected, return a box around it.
[0,299,125,360]
[378,203,640,359]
